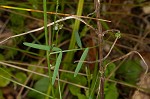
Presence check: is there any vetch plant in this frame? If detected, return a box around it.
[0,1,149,99]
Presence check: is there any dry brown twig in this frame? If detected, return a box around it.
[0,61,88,90]
[0,16,95,45]
[94,0,104,98]
[104,51,149,74]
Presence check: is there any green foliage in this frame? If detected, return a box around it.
[27,62,44,80]
[105,83,119,99]
[63,0,84,71]
[117,60,143,84]
[65,73,87,86]
[1,0,147,98]
[27,77,50,99]
[4,49,18,59]
[52,52,62,85]
[23,42,61,51]
[115,32,121,38]
[23,42,50,51]
[64,73,87,98]
[15,72,27,83]
[101,21,110,30]
[75,31,82,48]
[88,60,118,99]
[0,54,4,60]
[74,48,89,77]
[9,10,27,44]
[104,60,116,79]
[0,68,11,87]
[23,42,62,85]
[28,0,39,9]
[28,0,43,18]
[69,84,80,96]
[10,11,26,34]
[77,93,87,99]
[104,60,119,99]
[10,13,24,30]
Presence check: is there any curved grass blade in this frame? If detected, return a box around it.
[74,48,89,77]
[52,52,62,85]
[75,31,82,48]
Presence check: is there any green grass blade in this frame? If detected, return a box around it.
[23,42,50,51]
[52,52,62,85]
[74,48,89,77]
[63,0,84,70]
[75,31,82,48]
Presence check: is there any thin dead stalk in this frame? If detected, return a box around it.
[94,0,104,99]
[3,61,87,76]
[0,5,111,22]
[104,51,149,74]
[0,16,95,45]
[0,61,88,89]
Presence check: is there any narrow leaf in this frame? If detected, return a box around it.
[74,48,89,77]
[52,47,62,52]
[75,31,82,48]
[23,42,61,52]
[52,52,62,85]
[23,42,50,51]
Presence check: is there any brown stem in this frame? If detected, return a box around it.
[94,0,104,99]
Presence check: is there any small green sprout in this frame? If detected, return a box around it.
[115,32,121,38]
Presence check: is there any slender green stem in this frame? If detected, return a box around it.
[63,0,84,69]
[55,0,59,45]
[43,1,48,45]
[60,0,84,97]
[43,0,54,98]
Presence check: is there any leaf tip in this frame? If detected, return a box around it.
[23,42,27,45]
[74,74,77,77]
